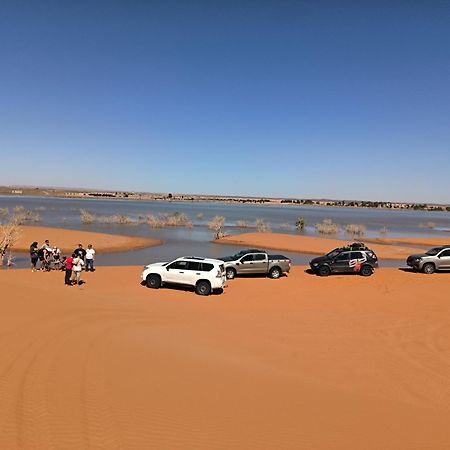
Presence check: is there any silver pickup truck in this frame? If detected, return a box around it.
[221,249,291,279]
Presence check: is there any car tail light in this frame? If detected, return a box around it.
[216,269,222,278]
[288,260,292,267]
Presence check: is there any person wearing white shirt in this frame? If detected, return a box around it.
[72,256,85,285]
[85,244,96,272]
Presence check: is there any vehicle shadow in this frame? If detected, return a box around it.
[398,267,450,275]
[230,273,288,279]
[304,269,370,277]
[140,281,223,295]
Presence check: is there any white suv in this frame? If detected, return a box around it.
[141,256,227,296]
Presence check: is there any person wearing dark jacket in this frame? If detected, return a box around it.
[73,244,87,260]
[30,241,39,271]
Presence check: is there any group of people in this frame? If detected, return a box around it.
[29,240,96,286]
[29,240,62,271]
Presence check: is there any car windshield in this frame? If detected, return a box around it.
[426,247,441,256]
[326,248,341,258]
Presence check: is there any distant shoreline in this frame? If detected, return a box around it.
[1,187,449,213]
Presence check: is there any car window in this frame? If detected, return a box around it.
[253,254,266,261]
[168,261,189,270]
[187,261,201,271]
[335,253,350,261]
[241,255,253,262]
[201,263,214,271]
[350,252,363,259]
[440,249,450,257]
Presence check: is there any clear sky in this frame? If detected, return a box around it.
[1,1,449,203]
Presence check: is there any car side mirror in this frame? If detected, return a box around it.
[166,266,170,270]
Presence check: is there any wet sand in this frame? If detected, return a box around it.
[0,266,449,449]
[13,226,161,253]
[217,232,429,260]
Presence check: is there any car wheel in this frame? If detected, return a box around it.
[146,274,161,289]
[318,265,331,277]
[269,266,282,279]
[226,268,236,279]
[360,265,373,277]
[196,280,211,296]
[422,263,435,275]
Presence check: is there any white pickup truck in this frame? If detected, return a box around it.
[221,249,291,279]
[141,256,227,295]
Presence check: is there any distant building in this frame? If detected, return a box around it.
[11,189,23,194]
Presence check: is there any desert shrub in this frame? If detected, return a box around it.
[208,215,226,240]
[427,221,435,229]
[255,218,271,233]
[80,209,95,224]
[344,223,366,237]
[196,212,204,220]
[13,210,40,224]
[235,220,251,228]
[0,208,9,220]
[13,205,24,214]
[146,212,192,228]
[315,219,340,235]
[295,217,305,232]
[164,212,191,227]
[379,226,389,235]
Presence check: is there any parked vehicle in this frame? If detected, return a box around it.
[141,256,226,295]
[309,243,378,277]
[406,245,450,274]
[221,249,291,279]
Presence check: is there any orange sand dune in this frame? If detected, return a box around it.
[0,266,450,449]
[13,225,161,253]
[218,232,427,260]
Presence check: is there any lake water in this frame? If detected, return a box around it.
[2,195,449,269]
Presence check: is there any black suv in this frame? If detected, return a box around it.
[309,243,378,277]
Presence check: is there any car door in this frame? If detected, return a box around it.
[350,251,366,272]
[238,254,256,274]
[437,249,450,269]
[252,253,268,273]
[165,260,190,284]
[186,261,202,285]
[333,252,352,273]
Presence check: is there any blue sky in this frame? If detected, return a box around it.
[1,1,449,203]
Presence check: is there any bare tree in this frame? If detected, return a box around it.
[0,220,21,266]
[208,215,226,240]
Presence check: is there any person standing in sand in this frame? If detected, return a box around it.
[73,244,86,265]
[29,241,39,272]
[71,255,85,285]
[85,244,95,272]
[65,253,74,286]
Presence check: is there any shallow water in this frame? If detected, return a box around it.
[1,195,448,269]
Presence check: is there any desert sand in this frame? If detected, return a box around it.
[13,226,161,253]
[218,232,431,260]
[0,266,449,449]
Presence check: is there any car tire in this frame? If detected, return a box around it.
[360,265,373,277]
[226,268,236,280]
[422,263,435,275]
[269,266,282,279]
[196,280,211,296]
[318,265,331,277]
[146,274,161,289]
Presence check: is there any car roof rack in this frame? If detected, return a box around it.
[181,256,206,260]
